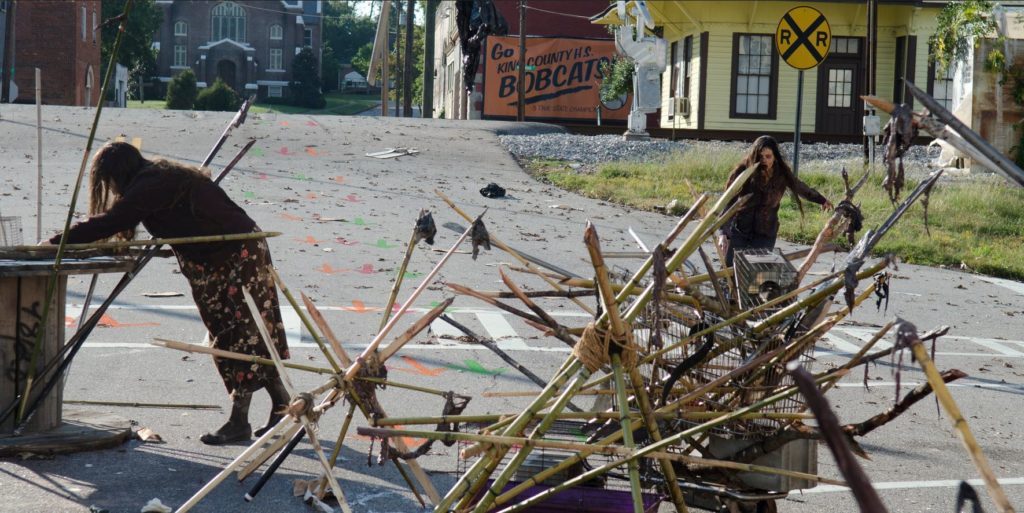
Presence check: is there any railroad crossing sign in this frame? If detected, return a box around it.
[775,6,831,70]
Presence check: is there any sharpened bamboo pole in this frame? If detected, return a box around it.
[378,297,454,362]
[346,221,473,382]
[497,371,847,513]
[435,189,596,315]
[152,339,335,375]
[271,268,341,373]
[436,359,583,512]
[357,426,845,487]
[237,422,302,482]
[612,355,644,513]
[242,288,351,513]
[907,332,1016,513]
[9,231,281,252]
[301,291,353,366]
[374,411,812,426]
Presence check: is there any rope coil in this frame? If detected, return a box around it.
[573,322,640,373]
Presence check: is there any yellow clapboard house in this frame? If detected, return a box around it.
[595,1,948,142]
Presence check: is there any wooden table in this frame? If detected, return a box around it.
[0,255,137,455]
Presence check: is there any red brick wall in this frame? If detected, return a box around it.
[13,0,101,106]
[495,0,609,39]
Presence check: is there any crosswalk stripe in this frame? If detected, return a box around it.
[476,311,530,350]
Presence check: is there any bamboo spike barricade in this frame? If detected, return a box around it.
[155,88,1013,513]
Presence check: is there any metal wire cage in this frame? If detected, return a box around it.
[0,216,23,246]
[633,288,812,440]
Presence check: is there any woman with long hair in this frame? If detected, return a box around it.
[46,142,290,445]
[718,135,833,266]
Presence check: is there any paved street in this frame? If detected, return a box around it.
[0,104,1021,513]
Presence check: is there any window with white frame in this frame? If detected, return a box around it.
[303,28,313,47]
[174,21,187,36]
[212,1,246,42]
[826,68,853,108]
[269,48,283,70]
[731,34,776,118]
[269,24,283,40]
[931,65,956,111]
[268,85,283,98]
[682,35,693,101]
[174,45,187,67]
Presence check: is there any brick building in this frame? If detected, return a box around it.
[433,0,614,122]
[153,0,322,100]
[4,0,102,106]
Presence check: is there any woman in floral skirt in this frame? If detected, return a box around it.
[46,142,290,445]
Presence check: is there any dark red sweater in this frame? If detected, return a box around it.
[51,167,256,261]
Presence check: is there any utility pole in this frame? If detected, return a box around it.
[402,0,414,117]
[394,1,401,117]
[517,0,525,121]
[1,0,16,103]
[422,0,438,118]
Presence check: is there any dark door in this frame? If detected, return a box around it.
[217,60,237,91]
[815,37,864,136]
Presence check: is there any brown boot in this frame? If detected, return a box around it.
[201,390,252,445]
[254,376,290,437]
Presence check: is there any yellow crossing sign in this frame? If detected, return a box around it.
[775,6,831,70]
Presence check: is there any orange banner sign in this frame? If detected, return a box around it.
[483,36,629,122]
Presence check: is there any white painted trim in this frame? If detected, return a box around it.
[265,69,286,73]
[244,83,258,90]
[196,82,208,87]
[198,38,255,52]
[169,66,190,70]
[156,76,172,83]
[257,80,290,86]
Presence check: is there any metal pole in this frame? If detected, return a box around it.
[34,66,40,240]
[1,0,15,103]
[793,70,803,175]
[403,0,414,117]
[517,0,526,121]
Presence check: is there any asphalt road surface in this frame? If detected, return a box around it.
[0,104,1021,513]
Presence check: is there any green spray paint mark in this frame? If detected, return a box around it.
[447,360,506,376]
[403,271,423,279]
[376,239,397,249]
[352,217,367,226]
[243,191,256,199]
[296,173,311,181]
[250,147,264,157]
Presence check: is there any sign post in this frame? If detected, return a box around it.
[776,6,831,175]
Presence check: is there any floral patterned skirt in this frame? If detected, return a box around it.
[177,235,289,394]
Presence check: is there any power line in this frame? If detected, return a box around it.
[523,5,594,21]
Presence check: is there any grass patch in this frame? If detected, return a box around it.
[128,91,379,116]
[523,147,1024,281]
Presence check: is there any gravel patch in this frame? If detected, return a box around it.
[498,133,969,180]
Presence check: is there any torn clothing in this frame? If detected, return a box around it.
[722,163,828,241]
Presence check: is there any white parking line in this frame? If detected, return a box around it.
[802,477,1024,494]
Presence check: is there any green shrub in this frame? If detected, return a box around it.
[165,69,197,110]
[289,47,326,109]
[194,78,242,112]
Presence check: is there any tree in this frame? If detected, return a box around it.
[352,42,374,78]
[321,1,378,92]
[101,0,163,100]
[289,47,326,109]
[165,69,197,110]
